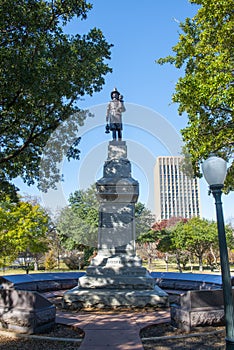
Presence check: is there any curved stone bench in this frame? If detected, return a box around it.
[0,272,84,334]
[0,272,85,292]
[151,272,231,290]
[2,271,232,294]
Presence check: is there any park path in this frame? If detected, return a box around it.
[56,309,170,350]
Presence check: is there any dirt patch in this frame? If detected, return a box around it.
[40,323,84,338]
[140,323,225,349]
[0,324,84,350]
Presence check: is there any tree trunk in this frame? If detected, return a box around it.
[34,258,38,271]
[189,257,193,272]
[198,255,203,271]
[176,253,183,273]
[148,256,152,270]
[210,246,218,267]
[165,254,169,272]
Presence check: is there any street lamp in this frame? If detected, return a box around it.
[202,155,234,350]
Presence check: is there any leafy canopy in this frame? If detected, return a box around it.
[57,184,99,250]
[157,217,234,271]
[135,202,155,239]
[57,184,155,251]
[0,0,112,199]
[157,0,234,191]
[0,195,50,267]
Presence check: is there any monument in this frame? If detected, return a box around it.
[63,89,168,308]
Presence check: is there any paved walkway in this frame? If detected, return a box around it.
[56,309,170,350]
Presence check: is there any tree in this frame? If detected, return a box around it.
[179,218,234,271]
[44,250,57,271]
[57,184,155,263]
[0,196,50,267]
[151,217,188,231]
[135,202,155,239]
[156,220,190,273]
[136,217,183,270]
[157,217,234,272]
[136,229,161,270]
[0,0,112,199]
[157,0,234,191]
[204,221,234,270]
[176,218,218,271]
[57,184,99,251]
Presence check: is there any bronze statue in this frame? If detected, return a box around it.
[105,88,126,141]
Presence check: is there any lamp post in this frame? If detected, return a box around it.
[202,155,234,349]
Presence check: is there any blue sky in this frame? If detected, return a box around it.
[15,0,234,223]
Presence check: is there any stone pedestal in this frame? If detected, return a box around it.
[63,141,168,309]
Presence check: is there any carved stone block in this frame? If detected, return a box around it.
[170,289,234,331]
[0,289,56,334]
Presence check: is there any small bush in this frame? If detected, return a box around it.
[44,250,57,270]
[63,252,84,270]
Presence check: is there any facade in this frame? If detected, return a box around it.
[154,156,201,220]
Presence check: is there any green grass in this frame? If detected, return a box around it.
[0,267,85,276]
[2,258,233,276]
[142,259,225,274]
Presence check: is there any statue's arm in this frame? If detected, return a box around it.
[106,103,110,122]
[118,101,126,113]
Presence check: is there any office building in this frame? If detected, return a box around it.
[154,156,201,220]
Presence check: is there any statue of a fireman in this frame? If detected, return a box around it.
[105,88,126,141]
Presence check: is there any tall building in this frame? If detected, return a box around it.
[154,156,201,220]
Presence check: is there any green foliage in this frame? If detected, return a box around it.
[0,0,112,199]
[157,216,234,271]
[137,230,159,243]
[174,218,217,270]
[157,0,234,191]
[138,217,188,249]
[83,247,96,266]
[135,202,155,239]
[57,184,155,255]
[57,184,99,250]
[0,196,50,267]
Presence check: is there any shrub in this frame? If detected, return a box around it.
[44,250,57,270]
[63,252,84,270]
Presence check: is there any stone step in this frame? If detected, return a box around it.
[78,275,156,290]
[63,286,168,309]
[86,266,148,277]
